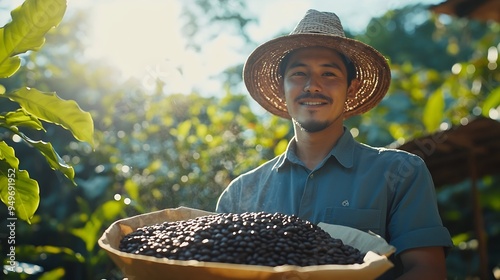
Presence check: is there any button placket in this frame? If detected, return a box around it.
[298,171,315,218]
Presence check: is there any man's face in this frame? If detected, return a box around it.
[282,47,354,133]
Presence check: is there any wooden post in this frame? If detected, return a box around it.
[469,152,489,279]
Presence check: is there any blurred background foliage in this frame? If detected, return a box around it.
[0,1,499,279]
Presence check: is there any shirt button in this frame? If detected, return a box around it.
[309,173,314,178]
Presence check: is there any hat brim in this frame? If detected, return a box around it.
[243,33,391,119]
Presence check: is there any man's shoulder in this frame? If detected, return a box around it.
[356,141,423,160]
[239,154,282,177]
[230,154,283,186]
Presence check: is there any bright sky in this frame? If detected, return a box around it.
[3,0,443,95]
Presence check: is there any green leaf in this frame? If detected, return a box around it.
[0,55,20,78]
[71,200,123,252]
[38,268,65,280]
[123,178,145,212]
[0,0,67,78]
[274,123,290,139]
[422,89,444,132]
[274,139,288,156]
[196,123,208,138]
[124,179,139,201]
[388,123,405,140]
[15,131,75,184]
[0,109,45,131]
[17,245,85,263]
[178,120,192,137]
[0,140,21,169]
[1,87,94,147]
[482,87,500,117]
[0,141,39,223]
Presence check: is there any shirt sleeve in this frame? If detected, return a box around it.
[215,178,241,213]
[386,153,453,255]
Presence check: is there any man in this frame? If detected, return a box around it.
[216,9,453,279]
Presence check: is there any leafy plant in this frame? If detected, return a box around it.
[0,0,94,223]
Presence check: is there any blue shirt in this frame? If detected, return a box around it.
[216,128,453,256]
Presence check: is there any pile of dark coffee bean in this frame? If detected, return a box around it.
[119,212,364,267]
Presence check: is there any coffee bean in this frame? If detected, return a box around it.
[119,212,365,266]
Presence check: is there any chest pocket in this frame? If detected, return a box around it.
[324,207,381,235]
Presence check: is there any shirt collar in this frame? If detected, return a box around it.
[330,128,355,168]
[273,127,355,170]
[273,138,299,170]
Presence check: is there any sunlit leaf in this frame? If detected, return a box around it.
[0,109,45,131]
[0,55,20,78]
[187,135,197,144]
[124,179,139,202]
[38,268,65,280]
[0,141,39,223]
[15,131,75,184]
[451,232,471,245]
[71,200,123,252]
[162,115,174,127]
[0,141,20,169]
[196,123,208,138]
[482,87,500,117]
[274,123,290,139]
[422,89,444,132]
[18,245,85,263]
[0,0,67,78]
[207,105,217,119]
[274,139,288,156]
[426,69,441,82]
[410,88,425,100]
[260,138,274,148]
[388,123,405,140]
[177,120,192,137]
[1,87,94,147]
[146,159,162,174]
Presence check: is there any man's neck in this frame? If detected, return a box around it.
[293,121,345,170]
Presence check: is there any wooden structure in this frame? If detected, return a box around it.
[398,117,500,279]
[426,2,499,278]
[430,0,500,22]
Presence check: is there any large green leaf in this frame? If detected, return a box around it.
[15,131,75,184]
[0,109,45,131]
[422,89,445,132]
[0,0,67,78]
[0,141,39,223]
[1,87,94,147]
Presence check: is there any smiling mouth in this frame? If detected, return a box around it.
[300,101,328,106]
[296,93,332,106]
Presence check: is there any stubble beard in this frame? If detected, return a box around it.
[293,118,331,133]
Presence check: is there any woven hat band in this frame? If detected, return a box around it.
[290,9,346,38]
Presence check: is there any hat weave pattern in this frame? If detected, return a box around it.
[243,9,391,119]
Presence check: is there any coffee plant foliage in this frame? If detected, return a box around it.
[0,0,94,223]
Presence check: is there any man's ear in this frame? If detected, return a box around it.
[347,79,360,99]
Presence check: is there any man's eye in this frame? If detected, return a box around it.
[291,71,306,76]
[323,72,336,76]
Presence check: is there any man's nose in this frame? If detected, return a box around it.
[303,76,321,92]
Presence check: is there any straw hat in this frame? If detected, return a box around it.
[243,9,391,119]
